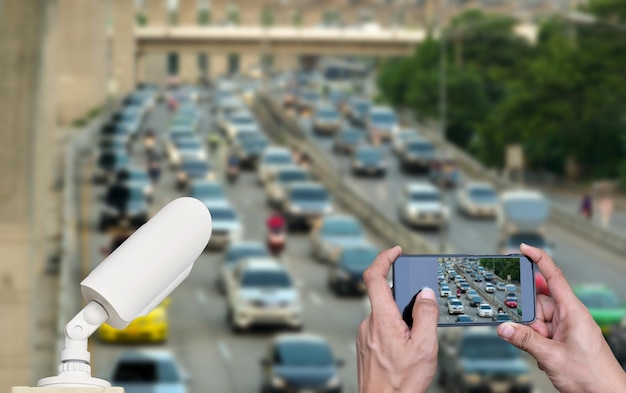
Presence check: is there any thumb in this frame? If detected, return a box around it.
[410,287,439,339]
[497,322,550,360]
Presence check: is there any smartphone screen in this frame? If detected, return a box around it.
[393,255,536,327]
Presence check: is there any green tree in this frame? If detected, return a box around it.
[136,13,147,26]
[261,6,274,27]
[198,8,211,25]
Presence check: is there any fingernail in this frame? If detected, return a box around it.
[498,323,515,339]
[520,242,529,250]
[418,286,436,301]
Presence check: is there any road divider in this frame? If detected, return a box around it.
[252,93,437,254]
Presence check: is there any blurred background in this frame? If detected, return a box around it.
[1,0,626,392]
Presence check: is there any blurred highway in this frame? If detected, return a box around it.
[82,88,559,393]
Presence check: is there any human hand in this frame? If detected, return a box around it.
[497,243,626,393]
[357,246,439,393]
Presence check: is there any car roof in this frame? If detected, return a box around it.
[406,182,439,193]
[274,333,328,345]
[263,146,291,155]
[116,349,177,362]
[205,200,235,210]
[240,257,285,271]
[288,181,325,191]
[369,105,394,113]
[322,214,358,224]
[500,189,546,201]
[466,181,495,190]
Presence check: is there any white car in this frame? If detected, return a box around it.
[398,183,449,228]
[226,258,302,332]
[439,284,451,297]
[456,182,499,218]
[257,147,295,185]
[222,110,258,141]
[204,201,243,250]
[447,298,464,315]
[478,303,494,318]
[366,105,399,141]
[391,128,419,154]
[485,282,495,293]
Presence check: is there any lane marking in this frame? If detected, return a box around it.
[196,289,207,305]
[217,340,232,362]
[309,291,322,306]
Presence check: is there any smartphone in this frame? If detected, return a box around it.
[393,254,536,327]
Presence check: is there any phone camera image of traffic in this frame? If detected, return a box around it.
[437,257,522,325]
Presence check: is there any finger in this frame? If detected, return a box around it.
[497,322,554,361]
[520,243,576,305]
[410,287,439,342]
[363,246,402,316]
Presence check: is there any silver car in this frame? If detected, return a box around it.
[456,182,499,218]
[265,166,310,207]
[398,183,449,228]
[226,258,302,331]
[205,201,243,250]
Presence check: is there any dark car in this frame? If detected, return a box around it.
[333,127,364,154]
[328,246,378,295]
[397,138,437,173]
[456,315,472,323]
[492,313,512,322]
[94,149,131,184]
[110,350,188,393]
[260,334,343,393]
[438,328,532,393]
[99,185,149,232]
[351,146,386,177]
[281,182,333,229]
[469,295,482,307]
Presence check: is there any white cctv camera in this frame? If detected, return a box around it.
[38,197,212,388]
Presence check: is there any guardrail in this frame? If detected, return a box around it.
[252,93,436,254]
[407,115,626,255]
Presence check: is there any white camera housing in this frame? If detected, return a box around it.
[38,197,212,388]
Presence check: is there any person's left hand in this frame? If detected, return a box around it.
[357,246,439,393]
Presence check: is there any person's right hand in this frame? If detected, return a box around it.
[497,243,626,393]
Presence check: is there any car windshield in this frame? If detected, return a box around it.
[243,137,268,149]
[502,197,549,223]
[112,360,181,383]
[322,219,362,236]
[460,336,519,359]
[226,246,268,265]
[232,115,255,125]
[291,188,328,201]
[341,131,361,142]
[177,140,201,149]
[129,171,148,182]
[357,149,381,160]
[458,315,471,322]
[182,161,208,173]
[278,171,308,183]
[578,291,620,308]
[341,249,377,270]
[470,187,497,200]
[480,304,491,310]
[317,109,339,119]
[128,188,145,202]
[354,101,370,113]
[410,191,440,202]
[211,208,237,221]
[276,341,333,366]
[408,141,434,153]
[241,270,291,288]
[450,299,462,306]
[264,153,292,165]
[371,111,396,123]
[191,184,223,199]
